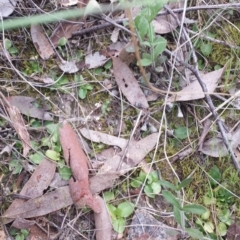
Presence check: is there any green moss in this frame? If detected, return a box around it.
[209,22,240,66]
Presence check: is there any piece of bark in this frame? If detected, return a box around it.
[59,121,101,213]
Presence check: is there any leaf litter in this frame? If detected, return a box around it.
[2,1,240,239]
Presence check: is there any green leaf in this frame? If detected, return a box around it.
[200,43,212,56]
[104,60,112,69]
[147,23,155,43]
[46,123,59,135]
[58,37,68,46]
[209,165,221,186]
[173,206,182,227]
[185,228,204,239]
[107,204,117,219]
[9,160,22,174]
[135,15,149,40]
[162,190,181,209]
[9,46,18,54]
[138,171,147,181]
[117,201,134,218]
[16,235,24,240]
[103,191,115,202]
[201,209,210,220]
[151,181,161,194]
[217,222,227,236]
[153,37,167,59]
[158,180,177,190]
[20,229,29,237]
[217,209,230,223]
[174,126,189,140]
[112,218,125,233]
[78,88,87,99]
[131,179,142,188]
[45,149,60,161]
[177,178,193,190]
[83,84,93,90]
[203,221,214,233]
[144,185,155,198]
[4,38,12,49]
[29,152,44,164]
[58,166,72,180]
[150,170,159,181]
[139,58,152,66]
[182,204,207,215]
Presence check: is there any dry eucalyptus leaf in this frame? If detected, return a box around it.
[94,196,112,240]
[200,125,240,157]
[80,128,128,149]
[85,52,108,69]
[90,173,120,194]
[167,67,225,102]
[3,159,56,224]
[31,24,54,60]
[153,1,183,34]
[2,186,72,221]
[7,96,53,121]
[6,105,30,157]
[112,57,149,109]
[0,0,16,17]
[100,133,159,173]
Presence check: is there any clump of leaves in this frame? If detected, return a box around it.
[131,170,161,198]
[10,228,29,240]
[103,191,135,233]
[198,165,237,238]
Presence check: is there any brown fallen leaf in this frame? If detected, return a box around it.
[2,186,72,220]
[50,20,83,47]
[59,122,101,213]
[2,158,56,224]
[80,128,128,149]
[6,105,31,157]
[167,67,225,102]
[94,196,112,240]
[11,217,35,230]
[81,128,159,173]
[90,173,120,194]
[31,24,54,60]
[85,52,109,69]
[153,1,183,34]
[7,96,53,121]
[112,57,149,109]
[200,124,240,157]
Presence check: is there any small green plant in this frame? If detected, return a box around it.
[57,37,68,57]
[134,1,167,68]
[159,178,207,239]
[4,38,18,55]
[131,170,161,198]
[78,84,94,99]
[9,159,22,174]
[10,228,29,240]
[101,99,111,115]
[103,191,135,233]
[199,165,236,238]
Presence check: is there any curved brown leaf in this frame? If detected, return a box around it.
[59,121,101,213]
